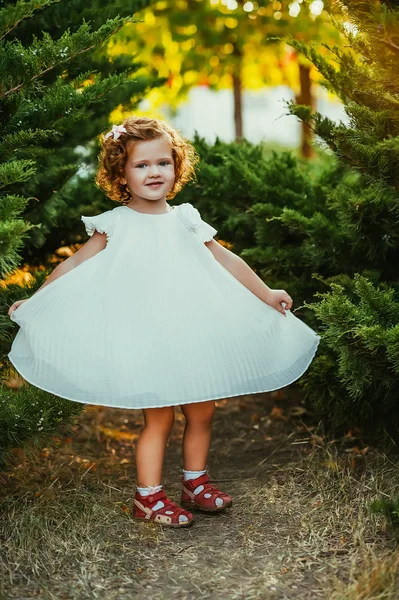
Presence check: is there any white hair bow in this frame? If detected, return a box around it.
[104,124,127,140]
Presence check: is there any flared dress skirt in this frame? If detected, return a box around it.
[8,203,320,409]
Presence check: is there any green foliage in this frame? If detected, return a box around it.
[0,0,155,468]
[286,3,399,184]
[177,2,399,441]
[0,159,36,188]
[301,275,399,438]
[0,383,82,468]
[180,135,380,326]
[280,1,399,441]
[0,18,128,95]
[0,0,55,38]
[370,497,399,529]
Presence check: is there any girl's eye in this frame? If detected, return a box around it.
[136,161,170,168]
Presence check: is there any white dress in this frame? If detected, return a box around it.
[8,203,320,409]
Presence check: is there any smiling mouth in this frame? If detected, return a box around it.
[146,182,164,186]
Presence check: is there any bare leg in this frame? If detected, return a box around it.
[180,401,215,471]
[135,406,175,486]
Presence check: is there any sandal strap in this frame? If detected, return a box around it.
[134,490,191,521]
[195,483,231,503]
[182,474,229,503]
[148,490,167,503]
[161,496,191,518]
[188,473,209,487]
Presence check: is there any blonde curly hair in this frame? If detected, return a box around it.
[95,116,199,203]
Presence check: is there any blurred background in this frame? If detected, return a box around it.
[107,0,347,153]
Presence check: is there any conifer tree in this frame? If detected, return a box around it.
[0,0,157,466]
[281,0,399,440]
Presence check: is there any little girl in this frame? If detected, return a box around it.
[8,116,320,528]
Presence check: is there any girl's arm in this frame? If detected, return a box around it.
[31,231,108,296]
[204,239,292,316]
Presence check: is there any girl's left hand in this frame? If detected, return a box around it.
[266,289,293,316]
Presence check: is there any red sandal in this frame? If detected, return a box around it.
[133,489,194,527]
[180,473,232,513]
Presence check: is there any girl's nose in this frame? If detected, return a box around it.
[148,164,161,176]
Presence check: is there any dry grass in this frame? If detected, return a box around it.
[0,392,398,599]
[330,553,399,600]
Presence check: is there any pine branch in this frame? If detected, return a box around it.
[0,193,34,219]
[5,71,153,135]
[0,16,132,99]
[0,0,58,41]
[0,129,60,160]
[0,159,36,188]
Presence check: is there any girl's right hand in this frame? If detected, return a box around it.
[8,299,29,317]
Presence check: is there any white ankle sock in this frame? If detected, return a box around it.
[183,468,207,481]
[136,484,162,497]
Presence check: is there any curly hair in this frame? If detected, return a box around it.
[95,116,199,204]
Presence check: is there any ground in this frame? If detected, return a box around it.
[0,388,398,600]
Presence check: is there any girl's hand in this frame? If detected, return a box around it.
[8,299,29,317]
[266,289,293,316]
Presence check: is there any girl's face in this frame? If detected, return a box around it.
[121,136,175,203]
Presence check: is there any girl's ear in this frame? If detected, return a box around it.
[120,176,127,185]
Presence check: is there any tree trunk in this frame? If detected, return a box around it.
[295,61,315,159]
[233,71,243,141]
[231,35,243,143]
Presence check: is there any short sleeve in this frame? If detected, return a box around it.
[81,209,115,243]
[177,203,217,243]
[196,220,217,243]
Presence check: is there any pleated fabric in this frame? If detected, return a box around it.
[8,202,320,409]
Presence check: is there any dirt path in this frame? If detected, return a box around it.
[1,389,397,599]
